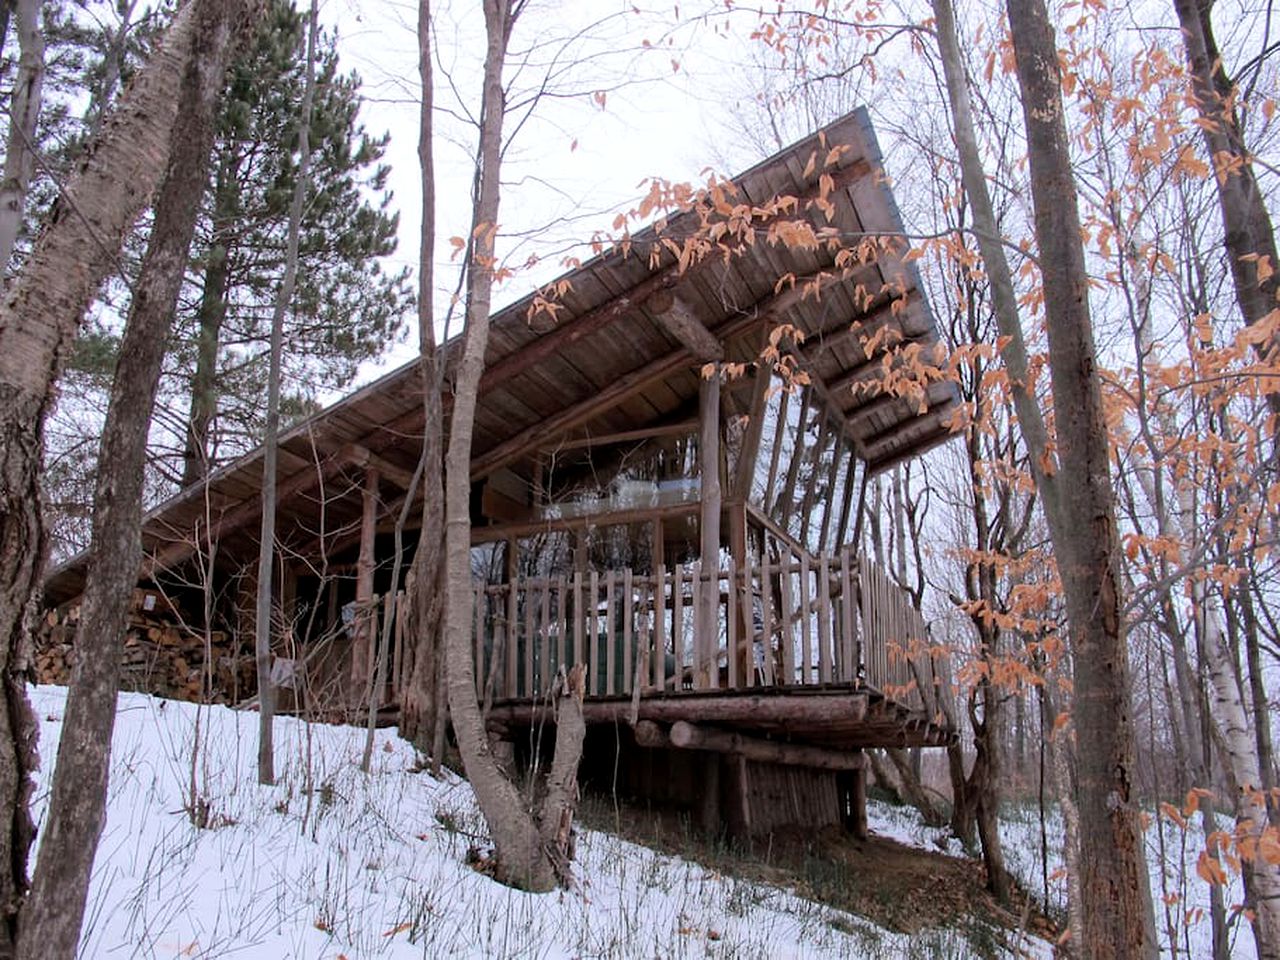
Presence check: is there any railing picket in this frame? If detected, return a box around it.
[523,578,536,699]
[555,574,567,678]
[623,569,634,695]
[840,550,855,683]
[727,562,738,688]
[673,565,685,687]
[818,554,831,684]
[653,564,666,689]
[540,583,552,696]
[800,552,812,685]
[761,552,775,686]
[589,571,600,697]
[740,559,755,688]
[473,585,484,698]
[779,552,794,685]
[505,581,518,699]
[691,560,704,689]
[572,571,584,675]
[603,571,616,695]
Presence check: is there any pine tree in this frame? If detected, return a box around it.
[176,0,411,485]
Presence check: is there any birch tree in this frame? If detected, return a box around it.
[10,1,262,955]
[0,1,240,947]
[0,0,43,278]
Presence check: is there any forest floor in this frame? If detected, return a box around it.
[25,684,1234,958]
[580,799,1058,949]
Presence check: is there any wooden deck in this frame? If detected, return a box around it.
[457,549,953,753]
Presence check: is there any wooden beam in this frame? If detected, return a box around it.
[650,290,723,362]
[845,383,942,436]
[471,501,698,544]
[465,158,873,397]
[799,288,924,363]
[669,720,869,772]
[347,444,416,492]
[143,445,359,577]
[539,419,697,454]
[470,267,868,481]
[776,387,811,529]
[861,402,956,463]
[865,424,959,477]
[486,690,870,727]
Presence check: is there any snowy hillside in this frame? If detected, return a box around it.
[27,686,1051,958]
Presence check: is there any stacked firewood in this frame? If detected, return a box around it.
[36,590,255,704]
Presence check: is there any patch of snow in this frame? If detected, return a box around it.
[29,687,1043,959]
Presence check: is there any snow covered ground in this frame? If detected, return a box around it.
[24,684,1227,958]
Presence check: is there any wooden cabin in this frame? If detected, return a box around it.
[43,108,960,839]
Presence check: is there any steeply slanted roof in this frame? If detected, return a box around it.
[45,107,959,605]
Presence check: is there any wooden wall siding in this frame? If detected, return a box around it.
[747,762,843,834]
[470,548,942,713]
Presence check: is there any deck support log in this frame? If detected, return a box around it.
[350,466,379,704]
[488,691,871,727]
[668,720,868,772]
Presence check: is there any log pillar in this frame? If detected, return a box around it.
[722,754,752,841]
[699,753,721,835]
[698,365,721,688]
[351,466,379,705]
[839,749,869,840]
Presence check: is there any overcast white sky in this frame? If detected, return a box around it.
[325,0,768,377]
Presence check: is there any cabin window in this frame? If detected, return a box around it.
[537,425,701,522]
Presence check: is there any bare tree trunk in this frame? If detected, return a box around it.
[400,0,446,760]
[0,0,43,277]
[0,3,219,950]
[255,0,318,787]
[443,0,546,890]
[14,3,256,955]
[1172,0,1280,421]
[442,0,584,892]
[1003,2,1156,955]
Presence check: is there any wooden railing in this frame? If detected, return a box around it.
[467,550,943,713]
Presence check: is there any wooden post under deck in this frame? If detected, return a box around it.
[839,749,869,840]
[351,466,379,703]
[698,365,721,688]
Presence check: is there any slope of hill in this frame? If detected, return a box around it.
[27,685,1052,958]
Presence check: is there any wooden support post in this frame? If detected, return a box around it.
[699,364,721,689]
[351,466,379,703]
[699,754,722,836]
[850,753,868,839]
[722,755,752,840]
